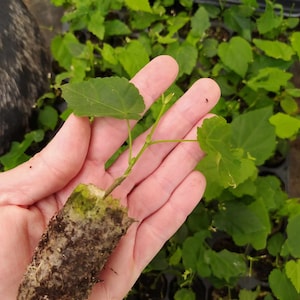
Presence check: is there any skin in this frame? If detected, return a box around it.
[0,55,220,299]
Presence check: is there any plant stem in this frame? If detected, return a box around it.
[126,119,133,163]
[104,95,169,199]
[149,139,197,145]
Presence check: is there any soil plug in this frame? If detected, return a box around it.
[17,183,134,300]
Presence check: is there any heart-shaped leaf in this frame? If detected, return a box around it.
[61,77,145,120]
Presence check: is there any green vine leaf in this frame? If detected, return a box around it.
[239,288,261,300]
[285,260,300,293]
[51,32,85,70]
[117,40,150,77]
[166,42,198,77]
[205,249,247,283]
[217,36,252,77]
[269,113,300,139]
[197,116,256,191]
[291,32,300,58]
[61,77,145,120]
[286,214,300,258]
[246,67,292,92]
[124,0,152,13]
[231,106,276,166]
[174,288,196,300]
[269,269,300,300]
[189,6,210,40]
[256,1,283,34]
[253,39,295,61]
[214,198,271,250]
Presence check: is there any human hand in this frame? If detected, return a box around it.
[0,55,220,299]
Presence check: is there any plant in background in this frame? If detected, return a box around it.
[2,0,300,299]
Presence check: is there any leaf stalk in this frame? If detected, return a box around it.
[104,94,171,198]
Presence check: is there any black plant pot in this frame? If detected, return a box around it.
[195,0,300,16]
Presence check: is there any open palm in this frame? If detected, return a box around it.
[0,55,220,299]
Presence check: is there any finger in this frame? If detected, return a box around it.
[0,115,91,206]
[108,78,220,197]
[133,171,206,271]
[86,55,179,164]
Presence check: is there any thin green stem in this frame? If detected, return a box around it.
[126,119,133,164]
[104,93,177,199]
[149,139,197,145]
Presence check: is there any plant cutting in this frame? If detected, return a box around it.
[14,76,159,298]
[16,69,219,298]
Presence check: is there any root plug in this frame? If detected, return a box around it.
[17,183,134,300]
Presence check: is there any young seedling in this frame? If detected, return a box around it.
[17,77,184,299]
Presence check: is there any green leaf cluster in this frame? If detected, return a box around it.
[0,93,59,170]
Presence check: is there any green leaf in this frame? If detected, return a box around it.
[231,106,276,165]
[101,43,118,65]
[205,249,247,283]
[169,247,182,266]
[174,288,196,300]
[182,231,211,276]
[286,88,300,98]
[167,14,190,36]
[38,105,59,131]
[269,113,300,139]
[87,10,105,40]
[51,32,84,70]
[286,214,300,258]
[130,11,158,30]
[202,38,218,58]
[269,269,300,300]
[256,1,283,34]
[189,7,210,39]
[239,288,261,300]
[179,0,193,8]
[51,0,65,5]
[278,198,300,219]
[104,20,131,37]
[197,116,231,154]
[218,36,252,77]
[223,5,252,40]
[62,77,145,120]
[0,130,44,171]
[124,0,152,13]
[286,260,300,293]
[214,198,270,249]
[253,39,295,61]
[267,233,285,257]
[246,68,292,92]
[165,42,198,77]
[291,32,300,58]
[186,204,211,233]
[197,117,257,189]
[229,178,256,197]
[280,97,299,115]
[254,176,286,211]
[117,40,150,77]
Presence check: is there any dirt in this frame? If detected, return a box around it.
[17,184,134,300]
